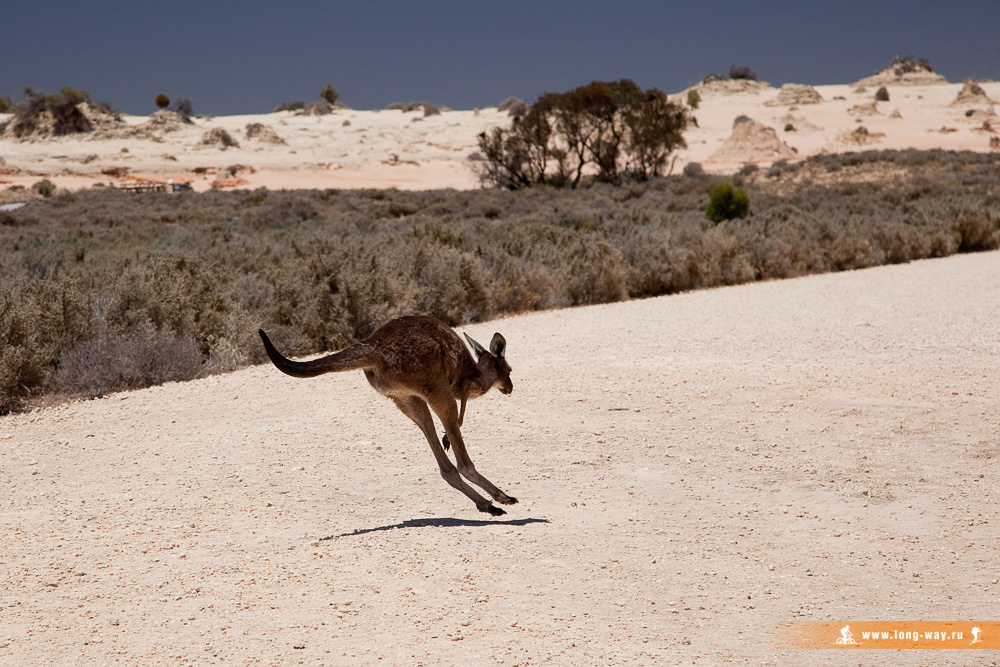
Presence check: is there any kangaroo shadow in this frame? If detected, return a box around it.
[323,516,549,540]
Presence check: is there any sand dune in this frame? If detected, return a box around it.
[2,250,998,665]
[2,78,998,193]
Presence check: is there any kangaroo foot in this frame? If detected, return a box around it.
[480,502,506,516]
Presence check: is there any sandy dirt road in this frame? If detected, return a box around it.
[2,250,998,666]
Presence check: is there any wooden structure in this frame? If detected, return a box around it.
[120,179,192,194]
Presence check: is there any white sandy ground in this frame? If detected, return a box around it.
[2,249,998,666]
[1,79,999,193]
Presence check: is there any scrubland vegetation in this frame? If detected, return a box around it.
[1,149,999,412]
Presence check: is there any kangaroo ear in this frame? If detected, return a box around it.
[489,332,506,358]
[464,332,488,358]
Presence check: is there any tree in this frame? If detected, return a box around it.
[320,84,339,105]
[473,79,687,189]
[155,93,170,109]
[623,88,688,180]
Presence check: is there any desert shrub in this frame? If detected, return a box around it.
[423,104,441,117]
[0,96,13,113]
[0,287,53,413]
[412,244,491,324]
[54,330,203,397]
[701,73,726,84]
[766,159,795,178]
[729,65,758,81]
[700,227,755,285]
[497,96,523,112]
[952,210,1000,252]
[320,84,339,105]
[565,239,627,305]
[620,225,701,297]
[0,275,92,413]
[245,122,285,144]
[32,179,56,197]
[683,162,705,177]
[9,86,103,138]
[273,101,305,112]
[706,183,750,223]
[200,128,240,148]
[875,86,890,102]
[503,101,528,117]
[403,101,434,113]
[155,93,170,109]
[173,97,194,117]
[686,89,701,109]
[889,54,933,75]
[302,101,333,116]
[498,96,527,117]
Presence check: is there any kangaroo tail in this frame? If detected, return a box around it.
[258,329,375,378]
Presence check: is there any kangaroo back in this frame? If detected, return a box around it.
[258,329,376,378]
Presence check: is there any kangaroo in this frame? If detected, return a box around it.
[258,316,517,516]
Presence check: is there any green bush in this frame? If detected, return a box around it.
[706,183,750,223]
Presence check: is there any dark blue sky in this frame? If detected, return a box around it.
[3,1,997,116]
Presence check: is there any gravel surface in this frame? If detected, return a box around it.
[2,250,998,666]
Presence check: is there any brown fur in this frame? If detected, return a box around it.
[258,316,516,515]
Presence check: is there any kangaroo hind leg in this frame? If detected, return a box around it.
[392,396,505,516]
[433,398,517,506]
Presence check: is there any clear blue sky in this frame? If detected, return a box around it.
[2,1,997,116]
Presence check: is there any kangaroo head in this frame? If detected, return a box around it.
[464,331,513,395]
